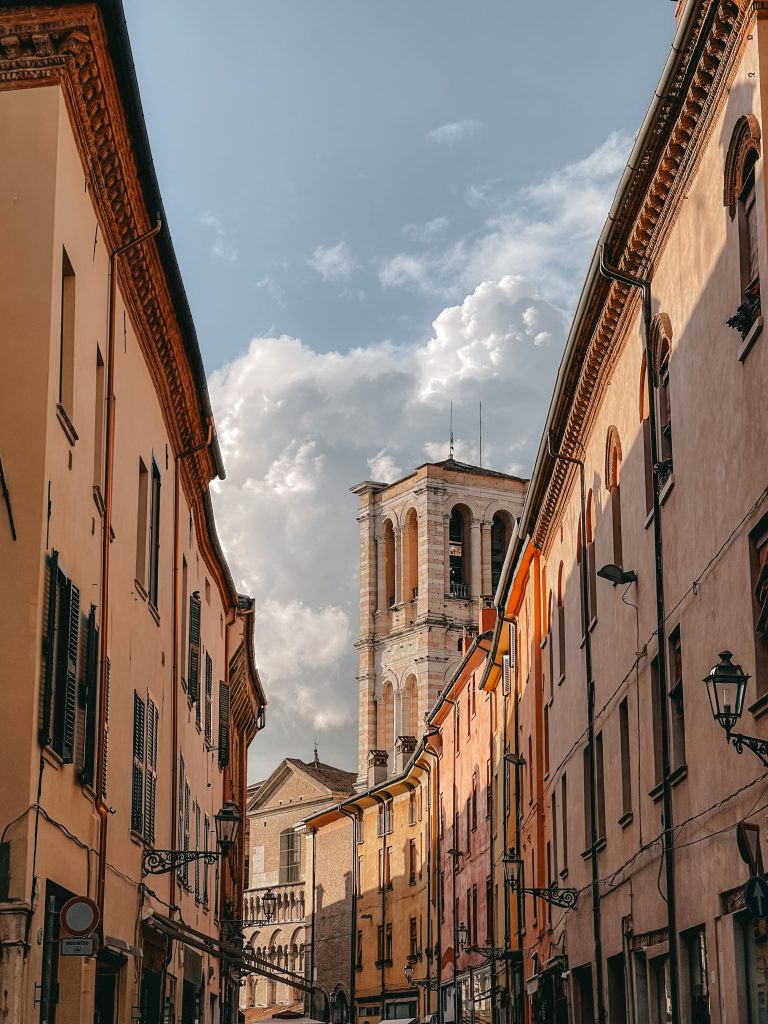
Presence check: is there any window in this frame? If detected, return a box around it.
[606,427,623,567]
[485,876,492,944]
[561,773,568,874]
[546,841,553,927]
[486,759,492,818]
[491,511,513,593]
[640,355,654,515]
[725,115,762,340]
[404,676,418,739]
[544,705,550,777]
[472,885,478,949]
[218,680,230,768]
[148,460,161,607]
[194,803,201,901]
[651,654,664,788]
[386,923,393,962]
[356,854,363,894]
[619,698,632,818]
[551,791,559,879]
[131,692,146,834]
[80,605,99,787]
[684,926,711,1023]
[404,508,419,602]
[40,552,80,763]
[583,747,592,852]
[204,654,213,743]
[595,732,606,842]
[557,563,566,681]
[59,248,76,418]
[377,683,395,761]
[409,917,418,958]
[455,702,460,754]
[279,829,300,884]
[657,337,673,470]
[93,347,105,489]
[669,627,686,772]
[203,814,210,907]
[409,838,416,884]
[408,790,417,825]
[751,512,768,698]
[466,797,471,850]
[531,850,537,926]
[466,888,472,945]
[136,459,149,585]
[356,931,363,970]
[586,490,597,626]
[379,845,392,889]
[449,505,471,598]
[528,736,533,804]
[471,775,478,831]
[180,557,188,689]
[382,519,396,608]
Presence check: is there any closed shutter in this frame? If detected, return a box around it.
[53,577,79,763]
[101,658,111,797]
[502,654,511,696]
[218,681,230,768]
[40,550,59,747]
[194,804,200,900]
[131,692,145,833]
[80,606,98,786]
[183,781,190,886]
[177,755,185,885]
[204,654,213,743]
[144,698,158,844]
[188,592,201,702]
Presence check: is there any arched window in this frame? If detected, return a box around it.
[403,675,418,738]
[725,114,762,338]
[491,510,513,592]
[382,520,396,609]
[650,314,674,478]
[640,354,653,515]
[606,427,623,567]
[377,682,395,761]
[449,505,472,598]
[557,563,566,681]
[404,508,419,602]
[546,590,554,701]
[586,490,597,626]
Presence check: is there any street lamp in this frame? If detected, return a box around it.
[703,651,767,765]
[404,960,439,991]
[502,848,578,910]
[143,802,241,875]
[261,889,278,923]
[597,564,637,586]
[457,922,469,951]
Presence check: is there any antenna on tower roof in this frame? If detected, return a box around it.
[449,401,454,460]
[479,401,482,468]
[313,734,319,767]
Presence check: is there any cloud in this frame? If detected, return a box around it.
[200,211,238,263]
[307,241,358,282]
[428,119,484,145]
[210,133,628,779]
[402,217,450,243]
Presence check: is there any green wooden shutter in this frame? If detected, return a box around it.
[53,577,79,763]
[131,692,145,833]
[218,681,230,768]
[80,606,98,786]
[40,550,59,747]
[188,592,201,702]
[144,698,158,844]
[102,658,111,797]
[204,654,213,743]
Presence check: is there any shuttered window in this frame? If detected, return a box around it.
[41,551,80,764]
[102,658,111,797]
[218,681,230,768]
[144,698,158,844]
[203,814,210,908]
[194,803,201,901]
[80,606,98,787]
[183,780,191,887]
[204,654,213,743]
[177,754,185,885]
[188,592,201,702]
[131,692,146,833]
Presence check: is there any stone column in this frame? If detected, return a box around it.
[470,518,482,598]
[395,525,404,605]
[481,520,492,596]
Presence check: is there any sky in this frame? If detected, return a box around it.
[122,0,676,782]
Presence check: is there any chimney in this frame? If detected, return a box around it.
[368,749,388,787]
[479,605,497,634]
[394,735,417,774]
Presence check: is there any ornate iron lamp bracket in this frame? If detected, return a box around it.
[729,730,768,769]
[142,849,220,876]
[510,878,578,910]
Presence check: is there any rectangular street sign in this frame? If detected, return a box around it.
[60,936,96,956]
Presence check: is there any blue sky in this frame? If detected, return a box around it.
[123,0,676,779]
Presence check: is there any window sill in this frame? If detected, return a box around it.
[92,485,105,517]
[56,403,78,446]
[374,960,393,970]
[581,837,607,861]
[148,601,160,626]
[129,830,146,847]
[135,578,147,601]
[659,474,675,507]
[649,764,688,803]
[558,674,566,687]
[589,617,598,633]
[42,746,64,771]
[739,315,763,362]
[749,692,768,720]
[559,867,569,881]
[618,810,634,830]
[644,507,654,531]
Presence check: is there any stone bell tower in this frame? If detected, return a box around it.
[351,458,527,783]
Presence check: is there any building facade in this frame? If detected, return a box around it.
[240,757,356,1015]
[0,3,265,1023]
[353,460,526,782]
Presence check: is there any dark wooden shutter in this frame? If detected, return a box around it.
[183,781,190,885]
[40,550,59,747]
[53,577,79,762]
[177,755,185,885]
[131,692,145,833]
[144,698,158,844]
[218,681,230,768]
[102,658,111,797]
[204,654,213,743]
[80,606,98,786]
[188,592,201,701]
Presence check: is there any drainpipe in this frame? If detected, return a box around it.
[502,663,511,1013]
[545,437,605,1024]
[511,624,524,1024]
[371,794,388,1019]
[419,752,435,1023]
[442,697,459,1024]
[599,249,679,1024]
[339,804,361,1022]
[309,827,317,1016]
[95,217,162,921]
[423,739,442,1024]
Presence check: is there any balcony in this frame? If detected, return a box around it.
[449,582,469,600]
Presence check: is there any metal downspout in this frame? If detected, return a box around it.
[309,827,317,1015]
[95,217,161,921]
[511,624,524,1024]
[339,805,361,1021]
[546,438,605,1024]
[424,742,442,1024]
[599,249,679,1024]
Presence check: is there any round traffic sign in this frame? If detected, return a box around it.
[745,876,768,919]
[60,896,100,936]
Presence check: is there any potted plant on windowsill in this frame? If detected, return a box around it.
[727,276,761,340]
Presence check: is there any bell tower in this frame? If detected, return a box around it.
[352,458,527,783]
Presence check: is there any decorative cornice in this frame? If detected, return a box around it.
[0,4,237,604]
[533,0,744,550]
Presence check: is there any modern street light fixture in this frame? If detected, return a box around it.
[502,849,578,910]
[143,801,241,875]
[597,564,637,586]
[703,651,765,765]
